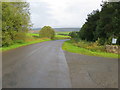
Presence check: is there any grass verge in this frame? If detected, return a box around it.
[62,40,118,58]
[1,38,51,52]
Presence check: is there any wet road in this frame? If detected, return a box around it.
[64,51,118,88]
[2,40,71,88]
[2,40,118,88]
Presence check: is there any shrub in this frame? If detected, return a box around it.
[72,40,105,52]
[2,32,13,46]
[97,38,106,45]
[2,2,30,46]
[69,31,79,39]
[39,26,55,39]
[14,32,26,43]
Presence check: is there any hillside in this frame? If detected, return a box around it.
[32,28,80,32]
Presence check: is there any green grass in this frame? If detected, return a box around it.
[28,33,71,39]
[55,35,70,38]
[56,31,70,35]
[1,38,51,52]
[62,40,118,58]
[55,31,70,39]
[1,33,70,52]
[27,33,39,37]
[54,35,71,40]
[28,32,70,37]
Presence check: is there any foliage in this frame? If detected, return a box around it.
[62,40,118,58]
[2,2,31,46]
[39,26,55,39]
[71,39,105,52]
[79,10,100,41]
[0,2,2,46]
[95,2,120,45]
[77,2,120,45]
[1,38,51,52]
[69,31,79,39]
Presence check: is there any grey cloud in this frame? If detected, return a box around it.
[30,2,57,28]
[29,0,102,28]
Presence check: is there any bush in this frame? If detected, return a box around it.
[97,38,106,45]
[2,2,30,46]
[2,32,13,46]
[14,32,26,43]
[39,26,55,39]
[69,31,79,39]
[72,40,105,52]
[117,37,120,45]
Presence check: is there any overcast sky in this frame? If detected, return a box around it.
[28,0,105,28]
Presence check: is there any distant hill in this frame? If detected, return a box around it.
[32,28,41,30]
[32,28,80,32]
[54,28,80,32]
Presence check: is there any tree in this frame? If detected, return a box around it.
[69,31,79,39]
[77,2,120,45]
[2,2,30,46]
[95,2,120,45]
[78,10,100,41]
[39,26,55,39]
[0,2,2,46]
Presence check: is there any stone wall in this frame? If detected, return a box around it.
[105,45,119,54]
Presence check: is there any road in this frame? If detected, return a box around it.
[64,51,118,88]
[2,40,118,88]
[2,40,71,88]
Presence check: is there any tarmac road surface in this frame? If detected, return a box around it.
[2,40,118,88]
[64,51,118,88]
[2,40,71,88]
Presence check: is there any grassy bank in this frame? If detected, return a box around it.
[62,40,118,58]
[1,38,51,52]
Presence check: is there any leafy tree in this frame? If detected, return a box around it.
[69,31,79,38]
[95,2,120,45]
[2,2,30,46]
[79,10,100,41]
[0,2,2,46]
[39,26,55,39]
[77,2,120,45]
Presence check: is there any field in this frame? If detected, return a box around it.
[28,32,71,39]
[28,31,70,37]
[62,40,118,58]
[29,33,39,37]
[56,32,70,35]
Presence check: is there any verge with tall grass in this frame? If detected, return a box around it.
[62,40,118,58]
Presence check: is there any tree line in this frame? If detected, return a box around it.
[69,2,120,45]
[2,2,120,46]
